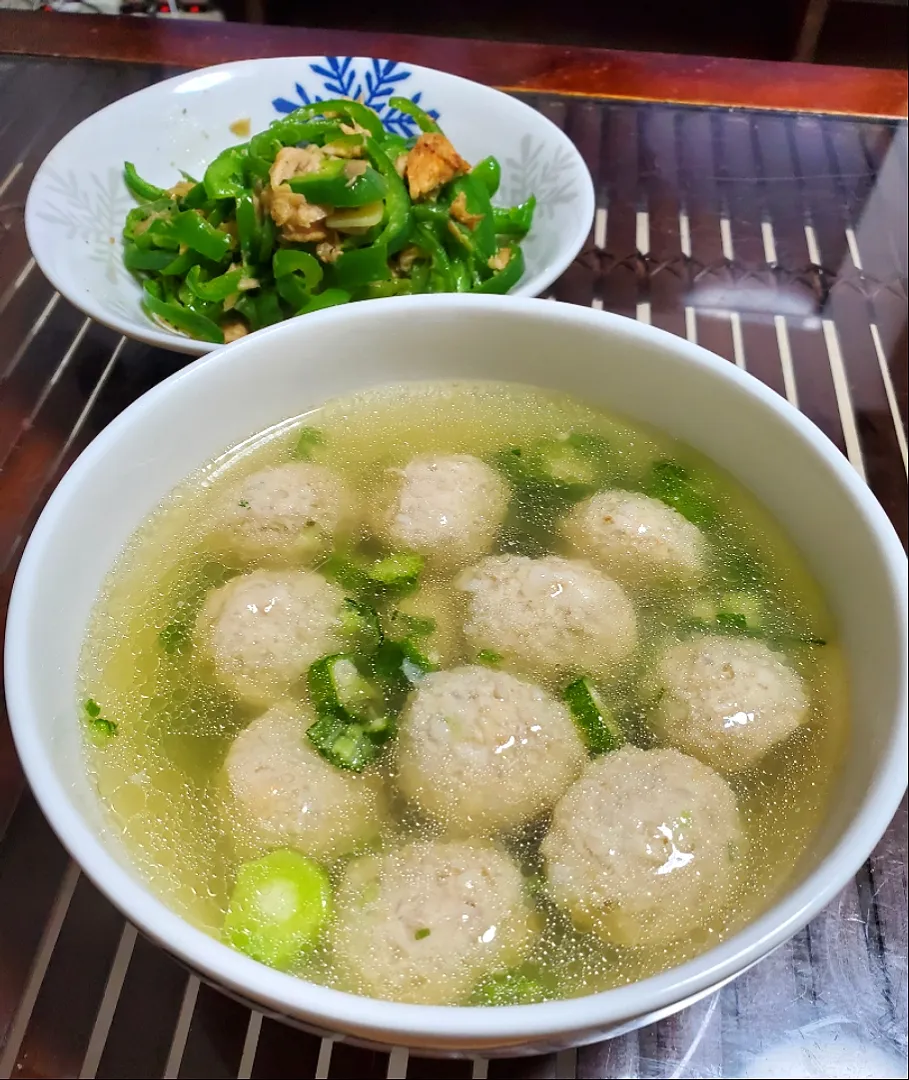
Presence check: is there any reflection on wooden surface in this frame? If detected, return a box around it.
[0,52,906,1080]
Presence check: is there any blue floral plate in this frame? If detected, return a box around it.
[25,56,595,355]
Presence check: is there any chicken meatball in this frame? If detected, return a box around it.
[542,747,744,947]
[374,453,509,566]
[562,489,707,587]
[652,635,810,772]
[457,554,637,679]
[224,702,383,860]
[397,666,585,835]
[196,568,344,704]
[332,840,534,1004]
[216,462,354,564]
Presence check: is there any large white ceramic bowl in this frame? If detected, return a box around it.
[24,57,594,357]
[5,297,907,1055]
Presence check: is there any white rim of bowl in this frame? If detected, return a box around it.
[24,58,596,358]
[6,296,907,1044]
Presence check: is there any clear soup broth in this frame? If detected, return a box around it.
[79,382,846,1006]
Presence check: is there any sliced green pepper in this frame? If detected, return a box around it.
[472,245,525,294]
[142,280,224,343]
[123,243,177,272]
[359,278,414,299]
[450,256,471,292]
[203,144,248,200]
[275,273,310,311]
[493,196,536,239]
[185,265,244,302]
[388,96,441,134]
[282,99,386,141]
[287,159,388,208]
[273,249,323,288]
[331,243,391,291]
[123,161,167,203]
[296,288,351,315]
[180,181,209,210]
[411,223,452,291]
[365,138,411,254]
[159,249,201,276]
[447,174,497,261]
[235,192,260,263]
[169,210,233,262]
[471,156,502,197]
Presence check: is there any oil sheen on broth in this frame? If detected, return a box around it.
[79,382,846,1006]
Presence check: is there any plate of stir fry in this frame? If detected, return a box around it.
[26,57,595,353]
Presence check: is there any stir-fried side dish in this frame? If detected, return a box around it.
[79,383,846,1005]
[121,101,536,342]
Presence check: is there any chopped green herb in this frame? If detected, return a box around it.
[414,927,431,940]
[476,650,504,667]
[339,598,383,652]
[643,459,718,527]
[293,426,325,460]
[563,677,624,755]
[471,968,548,1006]
[237,499,250,508]
[366,552,424,587]
[390,611,437,637]
[158,621,191,654]
[83,699,117,743]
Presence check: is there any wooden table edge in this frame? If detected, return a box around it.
[0,10,906,119]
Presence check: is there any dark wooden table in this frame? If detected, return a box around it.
[0,12,906,1080]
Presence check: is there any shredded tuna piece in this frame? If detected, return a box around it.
[487,246,512,271]
[222,319,249,343]
[264,185,331,243]
[404,133,470,200]
[450,190,483,230]
[394,152,409,178]
[167,179,196,199]
[315,240,344,263]
[340,119,371,137]
[269,145,325,188]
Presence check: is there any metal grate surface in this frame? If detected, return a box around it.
[0,55,906,1080]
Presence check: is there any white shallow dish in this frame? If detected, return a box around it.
[24,56,595,357]
[5,297,907,1055]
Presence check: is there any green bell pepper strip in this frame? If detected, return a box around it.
[471,245,525,294]
[134,217,181,251]
[142,280,224,343]
[245,149,274,184]
[185,265,245,302]
[180,182,209,210]
[257,212,276,264]
[296,288,351,315]
[411,223,452,291]
[379,133,410,158]
[412,204,449,226]
[358,278,414,299]
[275,273,311,311]
[122,243,176,272]
[249,118,344,163]
[287,160,388,208]
[446,174,497,260]
[330,243,391,291]
[235,192,260,263]
[470,156,502,197]
[170,210,233,261]
[388,96,441,134]
[277,100,385,141]
[203,145,249,200]
[273,249,323,288]
[177,280,222,319]
[323,133,365,156]
[159,249,201,276]
[365,138,411,254]
[449,256,472,292]
[123,162,167,203]
[493,196,536,239]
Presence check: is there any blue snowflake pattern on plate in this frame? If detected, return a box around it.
[272,57,440,137]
